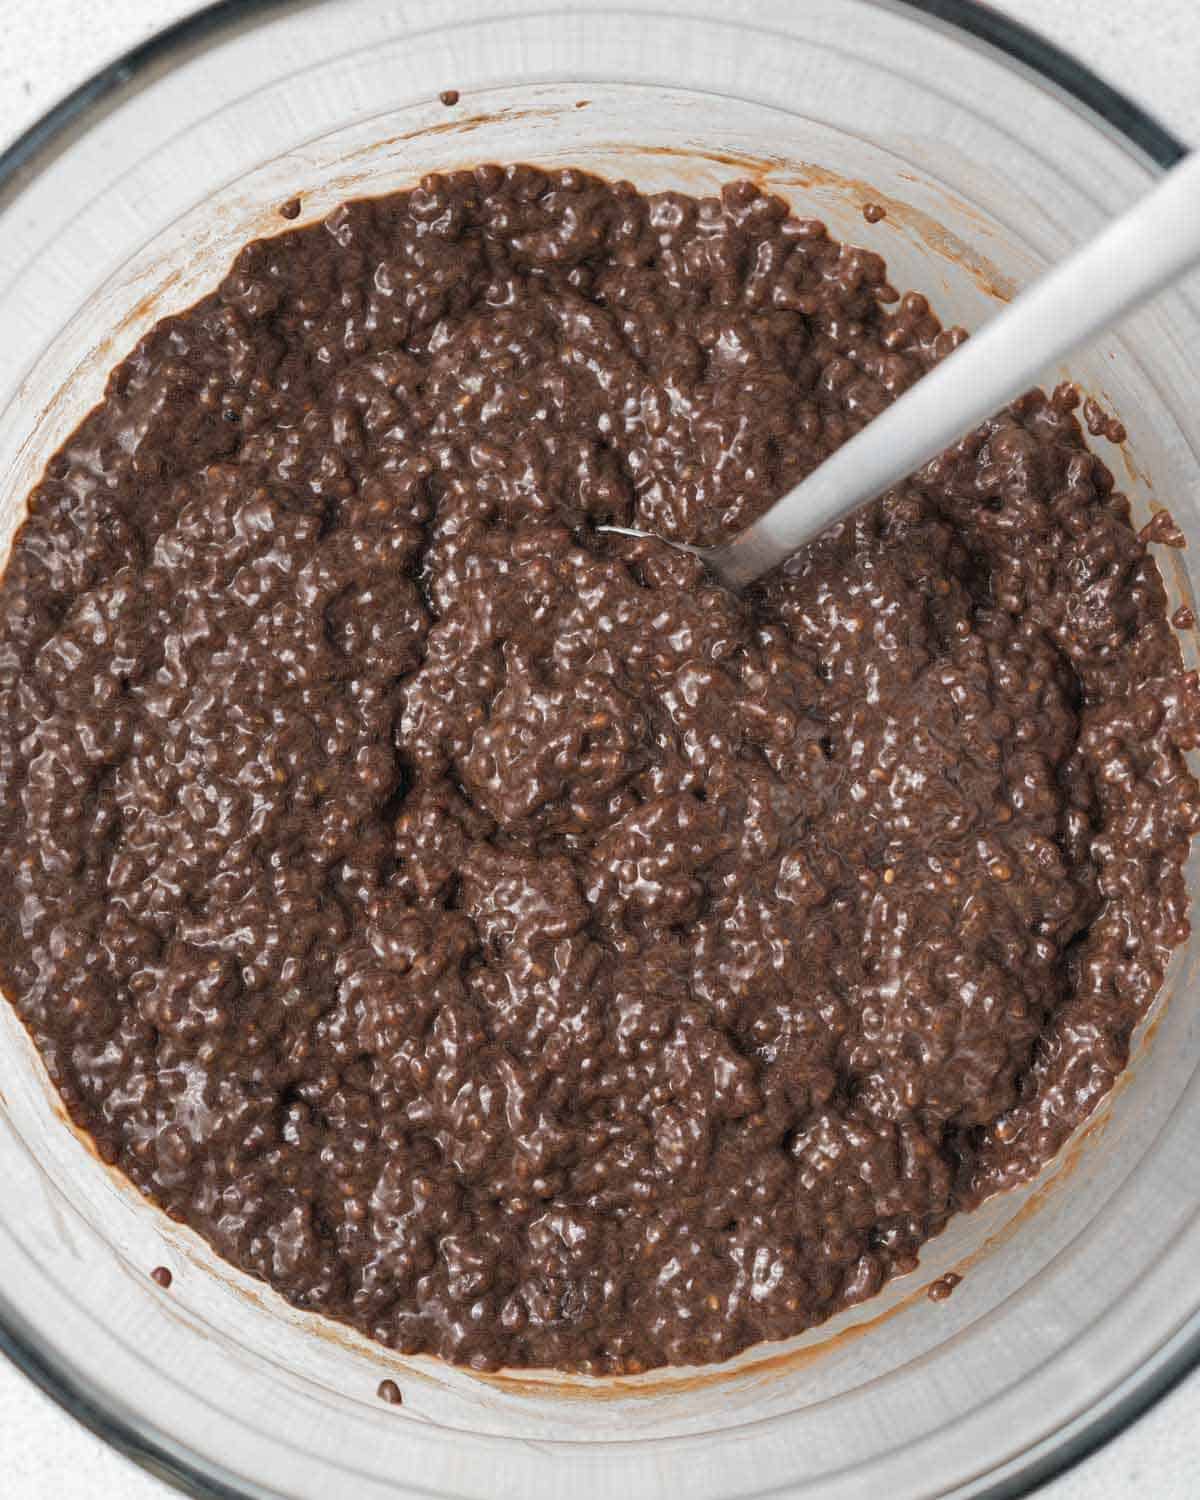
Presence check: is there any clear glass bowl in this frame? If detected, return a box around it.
[1,3,1198,1497]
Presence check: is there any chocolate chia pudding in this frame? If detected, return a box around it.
[1,165,1197,1374]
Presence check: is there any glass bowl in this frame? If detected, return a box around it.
[1,3,1198,1497]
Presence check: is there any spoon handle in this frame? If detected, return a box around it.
[712,150,1200,589]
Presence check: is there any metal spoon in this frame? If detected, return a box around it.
[602,150,1200,590]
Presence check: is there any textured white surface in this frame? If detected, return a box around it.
[0,2,1198,1497]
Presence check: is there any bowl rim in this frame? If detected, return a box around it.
[0,3,1195,1498]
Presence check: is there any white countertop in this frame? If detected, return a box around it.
[1,2,1198,1496]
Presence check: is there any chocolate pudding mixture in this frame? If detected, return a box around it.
[2,166,1198,1374]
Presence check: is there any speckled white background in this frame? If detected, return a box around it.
[1,3,1198,1496]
